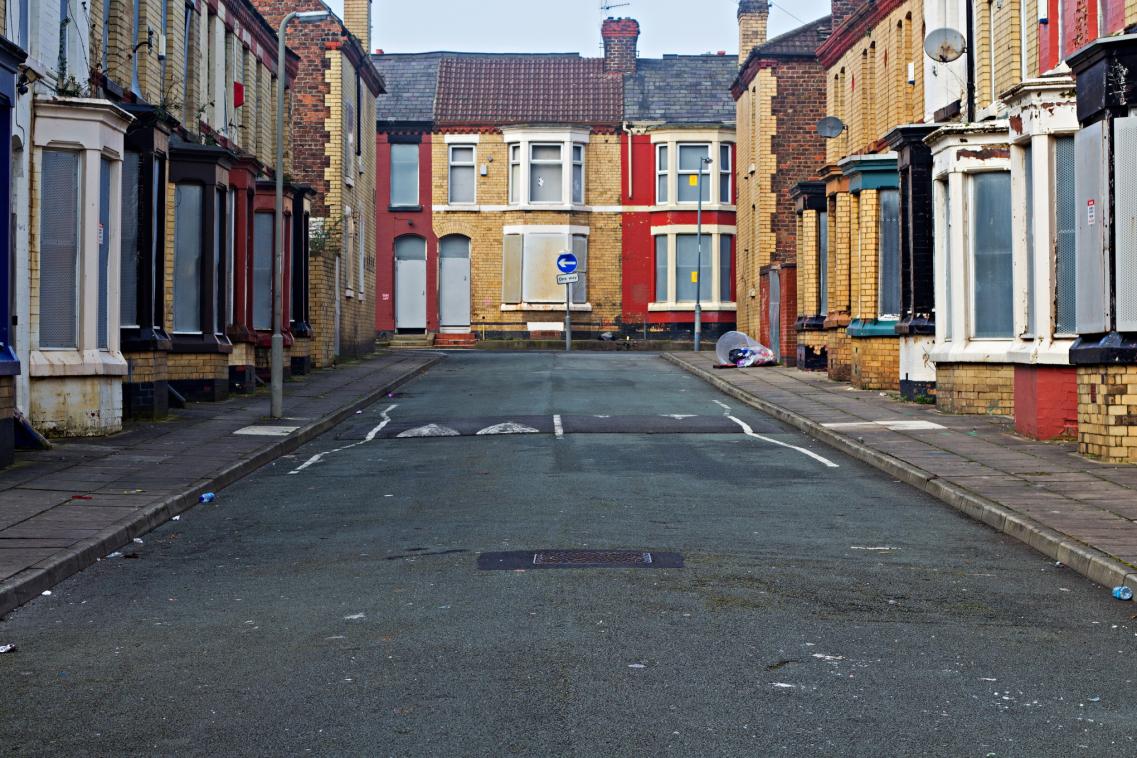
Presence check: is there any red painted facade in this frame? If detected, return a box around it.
[1039,0,1128,73]
[375,134,437,333]
[1015,365,1078,440]
[619,133,737,334]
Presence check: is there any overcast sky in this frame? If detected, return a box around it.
[321,0,832,58]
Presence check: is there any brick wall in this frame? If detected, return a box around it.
[827,326,851,381]
[737,1,769,62]
[797,209,819,315]
[974,0,1025,111]
[851,336,899,390]
[1129,0,1137,26]
[936,363,1015,416]
[828,192,851,319]
[1077,366,1137,462]
[825,1,924,162]
[0,376,12,422]
[852,189,878,319]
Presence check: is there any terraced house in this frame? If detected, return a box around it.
[372,18,738,344]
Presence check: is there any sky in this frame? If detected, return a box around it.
[321,0,832,58]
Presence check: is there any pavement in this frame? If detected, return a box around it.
[666,352,1137,595]
[0,350,438,617]
[4,352,1137,755]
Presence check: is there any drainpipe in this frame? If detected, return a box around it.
[965,0,976,122]
[623,121,633,199]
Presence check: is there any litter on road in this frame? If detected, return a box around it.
[0,644,15,653]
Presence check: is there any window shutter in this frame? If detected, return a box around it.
[39,150,80,348]
[1074,122,1109,333]
[877,188,901,318]
[97,157,112,349]
[1113,117,1137,331]
[120,152,141,327]
[1055,136,1077,334]
[174,184,204,332]
[502,234,522,304]
[971,172,1013,338]
[572,234,588,303]
[253,211,274,330]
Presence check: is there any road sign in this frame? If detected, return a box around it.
[556,272,579,285]
[556,253,578,274]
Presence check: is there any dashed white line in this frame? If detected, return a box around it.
[553,414,564,439]
[727,415,839,469]
[713,400,732,413]
[289,404,398,475]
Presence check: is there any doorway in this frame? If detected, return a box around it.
[438,235,471,332]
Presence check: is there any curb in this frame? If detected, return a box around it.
[663,353,1136,593]
[0,356,441,618]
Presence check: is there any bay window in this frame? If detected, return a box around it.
[173,184,203,332]
[502,128,590,208]
[39,150,80,348]
[656,145,668,203]
[1054,136,1077,334]
[651,230,735,307]
[719,145,732,203]
[501,229,589,306]
[652,136,735,207]
[677,145,710,203]
[878,188,901,319]
[253,211,273,330]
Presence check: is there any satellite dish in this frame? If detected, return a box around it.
[816,116,846,139]
[924,27,966,63]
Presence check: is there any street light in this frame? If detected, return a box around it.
[272,10,330,418]
[694,155,713,352]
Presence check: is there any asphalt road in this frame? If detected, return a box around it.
[2,352,1136,756]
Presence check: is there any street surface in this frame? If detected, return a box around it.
[3,353,1137,755]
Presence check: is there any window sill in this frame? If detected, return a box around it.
[501,303,593,312]
[847,318,900,338]
[389,205,423,213]
[647,302,736,312]
[29,349,128,378]
[929,339,1015,364]
[346,289,355,299]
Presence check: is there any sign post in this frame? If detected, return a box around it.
[556,252,579,352]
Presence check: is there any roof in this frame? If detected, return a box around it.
[754,15,832,58]
[373,53,446,124]
[434,56,624,126]
[624,55,738,124]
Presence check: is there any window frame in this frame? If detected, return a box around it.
[448,144,477,205]
[38,149,82,350]
[389,142,420,209]
[968,170,1014,339]
[651,137,735,208]
[528,142,564,205]
[501,130,590,209]
[718,144,732,204]
[649,229,736,308]
[676,143,712,204]
[656,144,669,204]
[877,188,901,320]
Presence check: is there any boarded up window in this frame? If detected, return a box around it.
[502,234,522,304]
[39,150,80,348]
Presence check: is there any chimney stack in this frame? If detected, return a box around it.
[737,0,769,63]
[601,17,640,74]
[343,0,372,51]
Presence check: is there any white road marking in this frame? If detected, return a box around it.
[289,404,398,474]
[823,420,944,432]
[713,400,731,412]
[553,414,564,439]
[850,546,901,551]
[661,414,697,420]
[727,416,839,469]
[476,422,540,435]
[396,423,460,438]
[234,425,300,436]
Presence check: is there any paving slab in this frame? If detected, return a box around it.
[0,350,440,616]
[666,352,1137,595]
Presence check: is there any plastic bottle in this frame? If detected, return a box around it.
[1112,585,1133,601]
[199,492,216,504]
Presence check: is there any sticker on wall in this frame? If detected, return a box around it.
[97,223,104,245]
[688,175,698,187]
[1088,199,1096,225]
[690,272,698,283]
[382,293,390,301]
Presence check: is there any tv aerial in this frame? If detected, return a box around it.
[816,116,847,139]
[923,27,967,63]
[601,0,631,12]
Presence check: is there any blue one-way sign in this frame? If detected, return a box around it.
[556,253,578,274]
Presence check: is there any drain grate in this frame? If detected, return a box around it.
[477,550,683,570]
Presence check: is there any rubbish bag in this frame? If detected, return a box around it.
[715,331,776,367]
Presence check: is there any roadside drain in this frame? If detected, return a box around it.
[476,550,684,570]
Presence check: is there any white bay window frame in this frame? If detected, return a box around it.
[649,225,737,311]
[502,127,590,210]
[650,130,735,211]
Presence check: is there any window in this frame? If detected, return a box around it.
[214,190,225,334]
[344,68,356,181]
[40,150,80,348]
[878,189,901,318]
[1055,136,1077,334]
[652,231,734,305]
[183,5,194,122]
[101,0,112,74]
[818,210,829,315]
[509,145,521,204]
[656,145,668,203]
[940,181,952,341]
[160,0,171,88]
[501,231,590,305]
[529,144,563,204]
[174,184,203,332]
[131,0,143,95]
[343,209,354,296]
[253,211,273,330]
[971,172,1013,338]
[449,145,476,204]
[719,145,732,204]
[226,187,235,326]
[677,145,710,203]
[121,152,142,328]
[357,216,366,298]
[572,145,584,204]
[390,143,418,207]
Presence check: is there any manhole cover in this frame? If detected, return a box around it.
[477,550,683,570]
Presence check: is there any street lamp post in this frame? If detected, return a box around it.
[272,10,330,418]
[693,155,713,352]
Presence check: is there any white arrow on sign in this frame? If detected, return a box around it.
[556,273,579,285]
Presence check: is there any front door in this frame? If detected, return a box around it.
[395,236,427,332]
[438,236,471,332]
[768,269,780,360]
